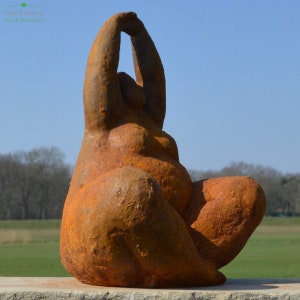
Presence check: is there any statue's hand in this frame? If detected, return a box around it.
[109,12,144,36]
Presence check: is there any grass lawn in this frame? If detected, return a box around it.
[0,243,69,276]
[220,217,300,278]
[0,218,299,278]
[0,220,69,277]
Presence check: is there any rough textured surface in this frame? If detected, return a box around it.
[60,12,266,287]
[1,278,300,300]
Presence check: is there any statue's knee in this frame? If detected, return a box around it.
[110,166,162,202]
[92,167,164,223]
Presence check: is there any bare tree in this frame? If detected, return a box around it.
[0,147,71,220]
[0,155,20,219]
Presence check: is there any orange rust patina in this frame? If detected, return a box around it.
[60,12,266,288]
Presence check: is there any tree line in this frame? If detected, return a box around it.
[0,148,299,219]
[0,147,71,220]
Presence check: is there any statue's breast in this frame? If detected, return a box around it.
[108,123,178,160]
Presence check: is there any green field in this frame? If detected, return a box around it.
[0,218,299,278]
[221,217,300,278]
[0,220,68,276]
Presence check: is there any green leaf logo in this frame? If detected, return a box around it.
[21,3,27,7]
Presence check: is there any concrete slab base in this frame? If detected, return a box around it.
[0,277,300,299]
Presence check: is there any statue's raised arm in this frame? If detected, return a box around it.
[128,18,166,128]
[84,12,166,131]
[83,13,137,131]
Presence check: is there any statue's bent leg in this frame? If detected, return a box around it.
[185,176,266,268]
[61,166,225,287]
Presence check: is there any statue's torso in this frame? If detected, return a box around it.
[68,122,192,215]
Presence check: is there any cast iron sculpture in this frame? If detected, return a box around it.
[60,12,266,288]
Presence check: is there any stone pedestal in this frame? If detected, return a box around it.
[1,277,300,299]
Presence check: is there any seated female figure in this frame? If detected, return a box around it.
[60,12,266,288]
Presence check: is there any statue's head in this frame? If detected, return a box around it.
[118,72,145,110]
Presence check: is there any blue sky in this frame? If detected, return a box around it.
[1,1,299,174]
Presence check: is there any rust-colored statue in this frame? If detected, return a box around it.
[60,12,266,288]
